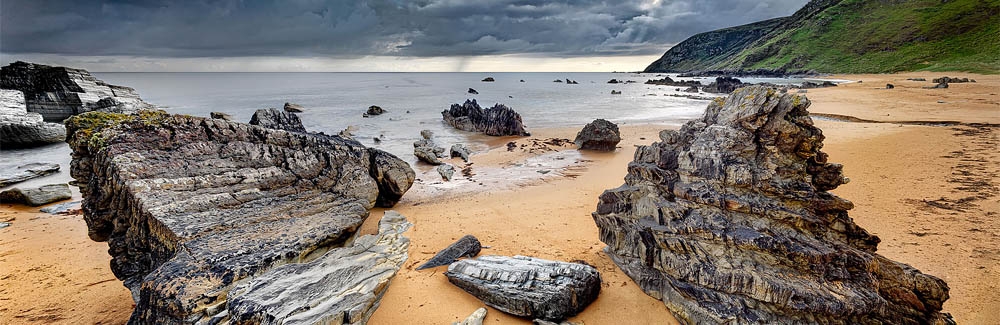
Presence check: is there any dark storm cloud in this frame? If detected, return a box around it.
[0,0,808,57]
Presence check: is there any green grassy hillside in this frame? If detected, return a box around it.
[645,0,1000,74]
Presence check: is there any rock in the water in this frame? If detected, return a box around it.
[437,164,456,182]
[482,77,495,82]
[565,79,578,84]
[610,90,622,95]
[1,89,66,149]
[592,86,952,324]
[907,78,927,81]
[283,102,304,113]
[1,61,153,121]
[574,119,621,151]
[553,79,563,83]
[226,211,412,325]
[454,307,488,325]
[416,235,481,270]
[644,77,702,88]
[0,183,71,206]
[209,112,233,120]
[800,80,838,89]
[442,99,529,136]
[468,88,479,94]
[0,162,60,187]
[702,77,745,93]
[450,144,472,162]
[64,110,414,323]
[445,256,601,321]
[249,107,306,132]
[420,129,434,140]
[607,79,621,84]
[366,105,386,116]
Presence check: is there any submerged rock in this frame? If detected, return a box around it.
[610,90,622,95]
[450,144,472,162]
[446,256,601,321]
[416,235,481,270]
[442,99,529,136]
[482,77,495,82]
[0,162,60,187]
[592,86,952,324]
[283,102,304,113]
[1,61,153,121]
[1,89,66,149]
[0,183,71,206]
[574,119,621,151]
[64,110,414,323]
[249,107,306,132]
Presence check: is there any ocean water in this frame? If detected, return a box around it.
[1,72,810,189]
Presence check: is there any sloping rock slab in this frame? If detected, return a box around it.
[593,86,952,324]
[1,89,66,149]
[0,183,71,206]
[0,162,60,187]
[443,99,529,136]
[65,110,414,324]
[1,61,153,121]
[445,256,601,321]
[416,234,481,270]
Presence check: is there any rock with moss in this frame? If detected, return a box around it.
[1,61,153,121]
[592,86,952,324]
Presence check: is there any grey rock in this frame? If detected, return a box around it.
[574,119,621,151]
[283,102,304,113]
[415,146,444,165]
[0,183,72,206]
[0,162,60,187]
[445,256,601,321]
[437,164,456,182]
[39,200,82,215]
[249,107,306,133]
[414,130,447,165]
[1,89,66,149]
[610,90,622,95]
[1,61,153,121]
[416,235,481,270]
[592,86,952,324]
[932,76,970,83]
[209,112,233,120]
[906,78,927,81]
[450,144,472,162]
[702,77,745,94]
[533,320,583,325]
[366,105,386,116]
[468,88,479,94]
[607,79,621,84]
[453,307,487,325]
[926,82,949,89]
[420,129,434,140]
[0,222,9,229]
[442,99,530,136]
[225,211,412,325]
[368,148,416,207]
[482,77,495,82]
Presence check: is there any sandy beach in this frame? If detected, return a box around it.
[1,72,997,324]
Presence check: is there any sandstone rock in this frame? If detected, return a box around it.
[592,86,952,324]
[65,110,414,323]
[607,79,621,84]
[0,162,60,187]
[437,164,456,182]
[446,256,601,321]
[283,102,304,113]
[1,61,153,121]
[454,307,488,325]
[249,107,306,132]
[366,105,386,116]
[0,183,72,206]
[468,88,479,94]
[482,77,495,82]
[209,112,233,120]
[1,89,66,149]
[443,99,529,136]
[702,76,745,93]
[451,144,472,162]
[574,119,621,151]
[416,235,481,270]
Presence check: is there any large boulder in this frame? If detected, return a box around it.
[0,162,60,187]
[702,76,745,93]
[573,119,621,151]
[442,99,529,136]
[249,107,306,133]
[592,86,952,324]
[1,61,153,121]
[0,89,66,149]
[0,183,72,206]
[64,110,415,323]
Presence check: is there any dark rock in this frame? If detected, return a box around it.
[520,80,525,83]
[415,147,443,165]
[925,82,949,89]
[283,102,304,113]
[506,142,517,151]
[437,164,456,181]
[610,90,622,95]
[64,110,414,323]
[468,88,479,94]
[0,183,72,206]
[574,119,621,151]
[366,105,386,117]
[373,137,382,144]
[446,256,601,321]
[1,61,153,121]
[933,77,970,84]
[553,79,563,83]
[416,235,482,270]
[1,89,66,149]
[906,78,927,81]
[565,79,578,85]
[592,86,952,324]
[644,77,702,87]
[482,77,495,82]
[209,111,233,120]
[684,86,699,93]
[607,79,621,84]
[442,99,529,136]
[886,83,895,89]
[800,80,838,89]
[249,107,306,133]
[0,162,60,187]
[450,144,472,162]
[702,77,745,93]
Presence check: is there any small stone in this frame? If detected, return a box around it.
[482,77,495,82]
[366,105,386,116]
[468,88,479,94]
[210,112,233,120]
[453,307,487,325]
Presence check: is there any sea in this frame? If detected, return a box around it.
[0,72,815,190]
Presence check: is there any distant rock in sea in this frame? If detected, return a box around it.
[482,77,495,82]
[0,89,66,149]
[366,105,386,117]
[442,99,529,136]
[283,102,304,112]
[593,86,952,324]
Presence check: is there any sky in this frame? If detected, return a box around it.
[0,0,809,72]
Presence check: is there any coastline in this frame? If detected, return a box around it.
[1,71,997,324]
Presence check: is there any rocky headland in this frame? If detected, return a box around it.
[1,61,154,121]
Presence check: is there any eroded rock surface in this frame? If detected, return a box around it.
[1,61,153,121]
[574,119,621,151]
[249,107,306,133]
[0,162,60,187]
[592,86,952,324]
[65,110,414,323]
[1,89,66,149]
[443,99,529,136]
[416,235,481,270]
[451,144,472,162]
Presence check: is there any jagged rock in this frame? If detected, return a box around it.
[468,88,479,94]
[366,105,386,117]
[574,119,621,151]
[0,183,71,206]
[446,256,601,321]
[249,107,306,132]
[454,307,488,325]
[64,110,414,323]
[209,112,233,120]
[414,130,446,165]
[226,211,411,324]
[565,79,579,84]
[451,144,472,162]
[610,90,622,95]
[1,89,66,149]
[0,162,60,187]
[442,99,530,136]
[283,102,304,113]
[1,61,153,121]
[703,77,745,93]
[886,83,895,89]
[644,77,702,87]
[415,147,444,165]
[40,200,82,215]
[553,79,563,83]
[607,79,621,84]
[437,164,456,181]
[416,235,481,270]
[420,129,434,140]
[925,82,949,89]
[592,86,952,324]
[932,77,970,83]
[482,77,495,82]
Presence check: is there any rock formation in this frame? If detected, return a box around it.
[574,119,621,151]
[644,77,702,88]
[450,144,472,162]
[702,76,745,93]
[416,235,482,270]
[0,183,72,206]
[592,86,952,324]
[437,164,456,181]
[800,80,839,89]
[414,130,446,165]
[482,77,495,82]
[65,110,415,323]
[249,107,306,133]
[366,105,386,117]
[1,61,153,121]
[1,89,66,149]
[454,307,488,325]
[283,102,304,112]
[932,77,970,83]
[468,88,479,94]
[442,99,530,136]
[209,111,233,120]
[0,162,60,187]
[446,256,601,321]
[607,79,622,84]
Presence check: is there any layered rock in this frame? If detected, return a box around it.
[442,99,529,136]
[1,61,153,121]
[644,77,702,88]
[592,86,952,324]
[1,89,66,149]
[65,110,415,323]
[0,162,60,187]
[249,107,306,133]
[574,119,621,151]
[0,183,71,206]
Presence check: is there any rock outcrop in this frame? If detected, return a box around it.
[574,119,621,151]
[442,99,530,136]
[283,102,304,112]
[249,107,306,133]
[0,162,60,187]
[1,89,66,149]
[702,76,745,93]
[1,61,153,121]
[416,235,482,270]
[592,86,952,324]
[644,77,702,88]
[932,77,970,83]
[446,256,601,321]
[65,110,415,323]
[0,183,72,206]
[437,164,456,181]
